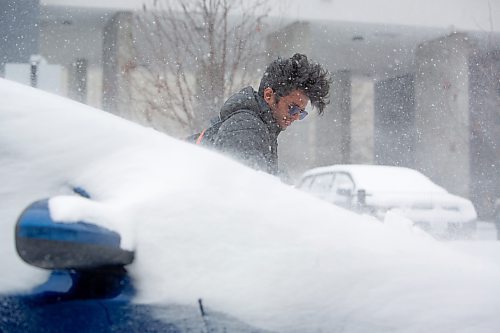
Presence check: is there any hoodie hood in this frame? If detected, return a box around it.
[220,87,281,135]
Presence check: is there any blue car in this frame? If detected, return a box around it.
[0,198,270,333]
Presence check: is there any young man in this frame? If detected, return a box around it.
[195,53,331,176]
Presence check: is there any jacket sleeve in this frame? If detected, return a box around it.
[213,112,271,172]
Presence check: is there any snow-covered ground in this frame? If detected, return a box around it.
[1,78,500,333]
[449,222,500,268]
[475,221,498,241]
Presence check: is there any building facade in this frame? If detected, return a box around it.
[1,3,499,218]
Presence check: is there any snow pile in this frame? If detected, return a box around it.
[1,78,500,332]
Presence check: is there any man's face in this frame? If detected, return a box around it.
[264,88,309,130]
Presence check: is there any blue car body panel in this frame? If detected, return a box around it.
[0,270,269,332]
[0,270,180,333]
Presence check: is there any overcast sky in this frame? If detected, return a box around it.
[41,0,498,32]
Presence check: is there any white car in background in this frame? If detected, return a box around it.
[297,164,477,237]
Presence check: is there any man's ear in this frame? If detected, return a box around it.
[263,87,274,105]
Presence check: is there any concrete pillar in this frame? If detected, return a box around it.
[469,50,500,218]
[350,76,375,164]
[414,33,472,197]
[313,70,351,166]
[68,58,88,103]
[374,74,415,167]
[86,64,103,109]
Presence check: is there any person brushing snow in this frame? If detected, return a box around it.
[190,53,331,177]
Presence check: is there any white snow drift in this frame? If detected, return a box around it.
[1,78,499,333]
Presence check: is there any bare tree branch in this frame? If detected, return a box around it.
[125,0,271,136]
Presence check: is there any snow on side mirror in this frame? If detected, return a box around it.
[15,199,134,270]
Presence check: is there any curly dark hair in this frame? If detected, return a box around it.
[258,53,332,114]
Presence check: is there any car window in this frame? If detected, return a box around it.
[297,176,314,190]
[309,173,334,195]
[332,172,355,193]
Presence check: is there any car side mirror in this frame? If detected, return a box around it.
[357,189,367,205]
[15,199,134,270]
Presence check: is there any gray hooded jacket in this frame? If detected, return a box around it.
[213,86,281,175]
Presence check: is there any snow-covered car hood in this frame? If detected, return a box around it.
[365,191,477,223]
[1,78,500,333]
[302,164,449,194]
